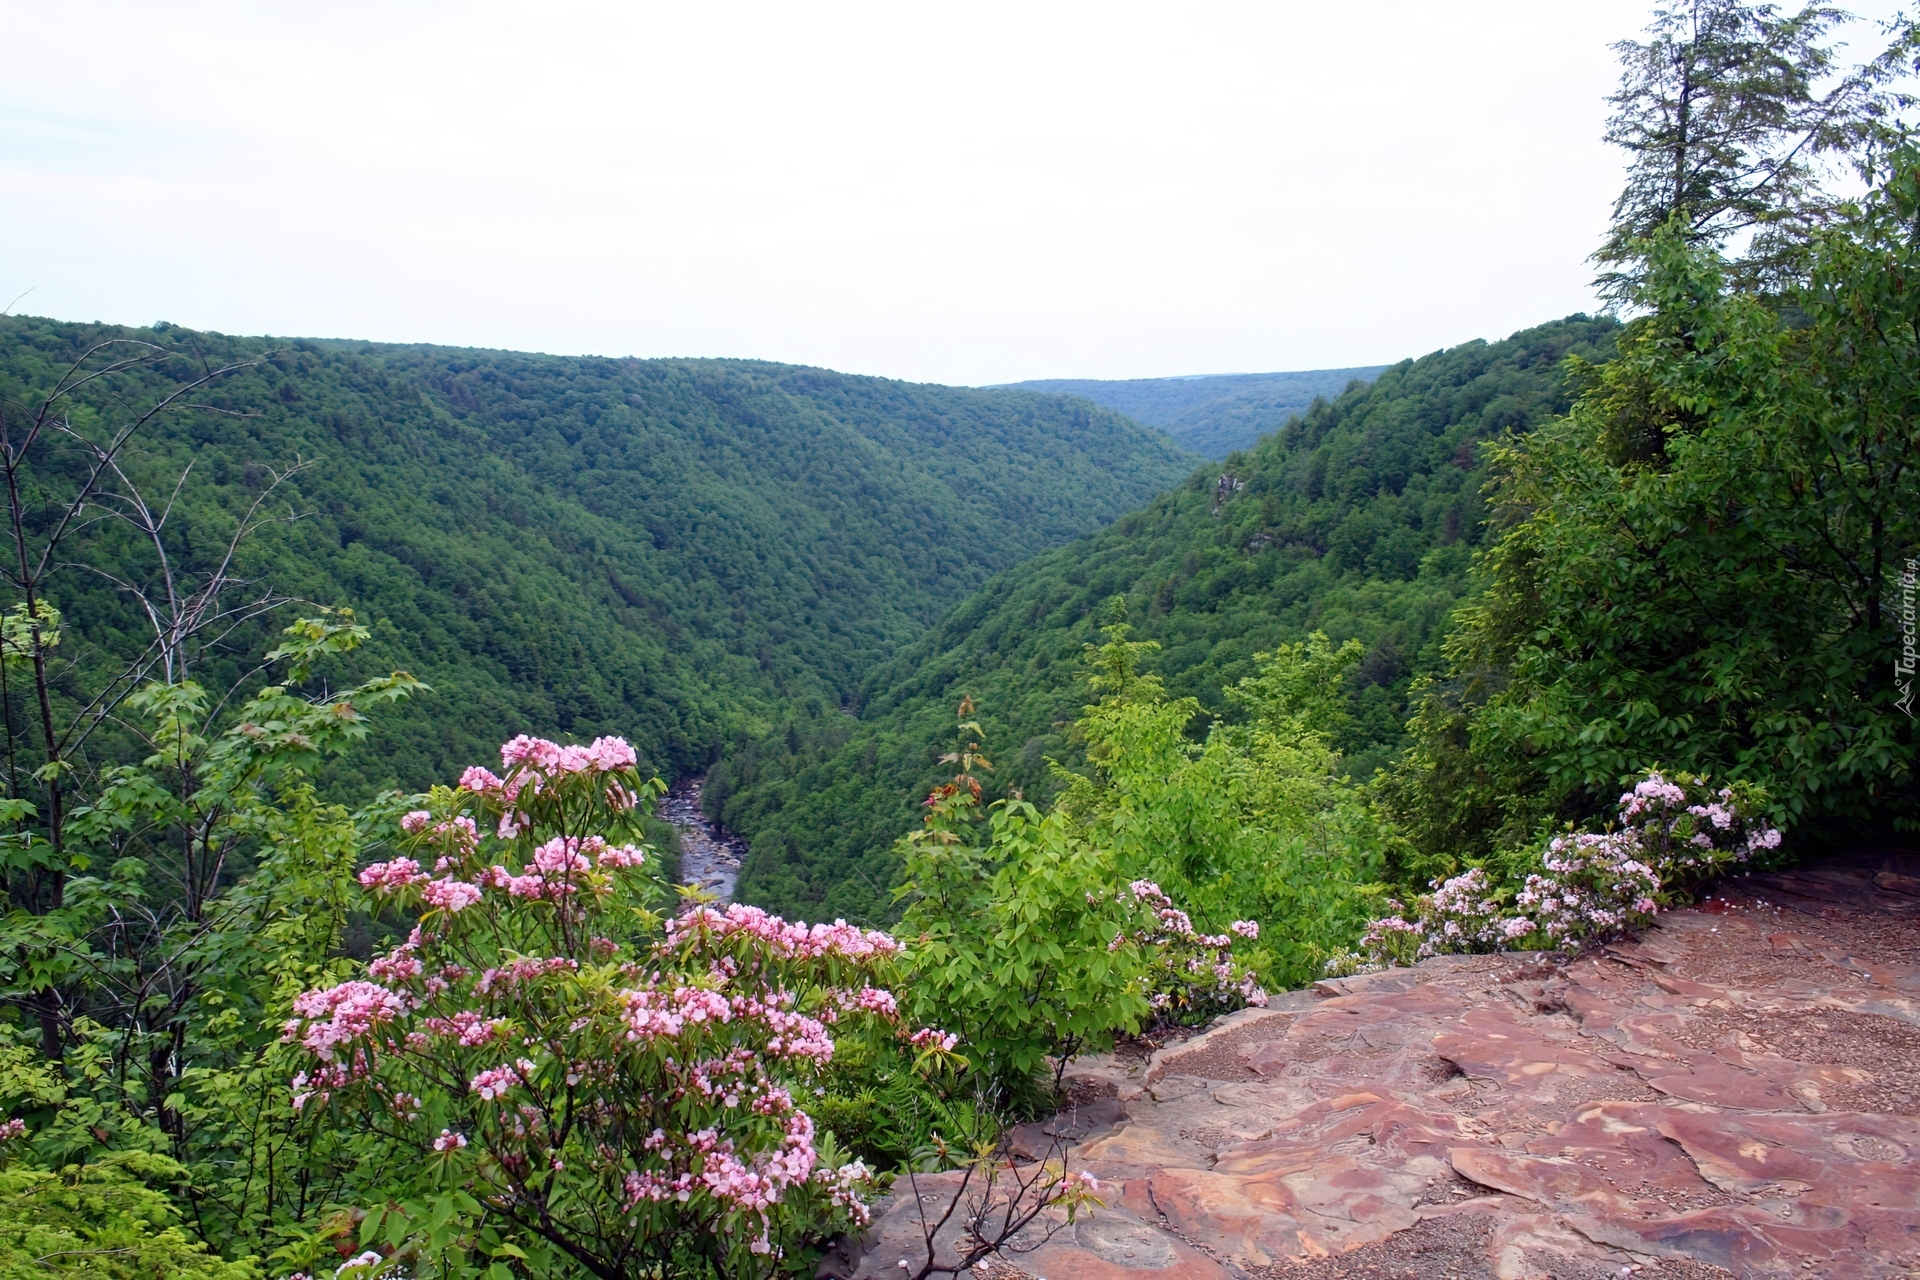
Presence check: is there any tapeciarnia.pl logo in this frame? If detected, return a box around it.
[1898,558,1918,717]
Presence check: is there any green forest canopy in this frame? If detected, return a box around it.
[713,316,1619,923]
[1008,365,1390,459]
[0,316,1201,796]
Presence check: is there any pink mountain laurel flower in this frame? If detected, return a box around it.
[531,836,595,876]
[358,858,428,892]
[470,1063,528,1102]
[621,986,733,1041]
[1361,768,1782,968]
[1619,772,1687,819]
[424,1010,509,1047]
[0,1118,26,1140]
[1229,920,1260,939]
[284,736,908,1263]
[667,903,901,962]
[421,878,484,912]
[597,843,647,868]
[499,733,637,777]
[286,981,406,1061]
[475,956,578,996]
[1128,879,1170,904]
[907,1027,959,1052]
[458,765,503,793]
[368,947,424,984]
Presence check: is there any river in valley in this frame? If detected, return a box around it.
[657,774,744,903]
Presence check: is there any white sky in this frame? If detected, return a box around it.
[0,2,1904,384]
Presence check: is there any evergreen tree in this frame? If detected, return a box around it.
[1596,0,1916,299]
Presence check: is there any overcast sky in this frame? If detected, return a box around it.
[0,2,1904,384]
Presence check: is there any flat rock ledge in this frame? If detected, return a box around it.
[847,851,1920,1279]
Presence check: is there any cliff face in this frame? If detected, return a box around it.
[854,853,1919,1280]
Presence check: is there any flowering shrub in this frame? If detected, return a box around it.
[1514,831,1661,946]
[1359,769,1780,967]
[1615,770,1782,872]
[1358,866,1527,967]
[1119,881,1267,1022]
[284,735,919,1276]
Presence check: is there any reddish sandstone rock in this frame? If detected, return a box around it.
[851,852,1920,1279]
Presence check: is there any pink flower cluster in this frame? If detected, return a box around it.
[0,1118,25,1140]
[289,1064,356,1113]
[1359,769,1783,966]
[458,765,507,795]
[361,821,651,921]
[287,736,890,1262]
[623,986,735,1041]
[368,943,424,984]
[475,956,578,996]
[422,878,484,911]
[359,858,428,892]
[1516,831,1661,945]
[1618,771,1782,873]
[422,1009,508,1047]
[1361,867,1515,964]
[501,734,637,775]
[813,1158,877,1227]
[688,1112,819,1214]
[469,1060,535,1102]
[741,1000,836,1063]
[1374,867,1582,967]
[1620,773,1686,817]
[458,735,641,810]
[285,980,406,1061]
[598,843,647,869]
[1120,880,1268,1018]
[458,834,608,901]
[907,1027,959,1052]
[840,987,898,1018]
[620,1111,866,1253]
[667,904,901,962]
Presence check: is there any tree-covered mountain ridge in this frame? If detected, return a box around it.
[711,316,1621,922]
[1007,365,1390,458]
[0,315,1201,795]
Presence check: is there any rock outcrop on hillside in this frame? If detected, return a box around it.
[850,853,1919,1279]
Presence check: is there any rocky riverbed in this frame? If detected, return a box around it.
[658,774,745,903]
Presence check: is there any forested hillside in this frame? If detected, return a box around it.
[1010,365,1388,458]
[8,7,1917,1275]
[0,317,1199,794]
[714,317,1617,921]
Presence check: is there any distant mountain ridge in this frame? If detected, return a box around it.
[1007,365,1390,459]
